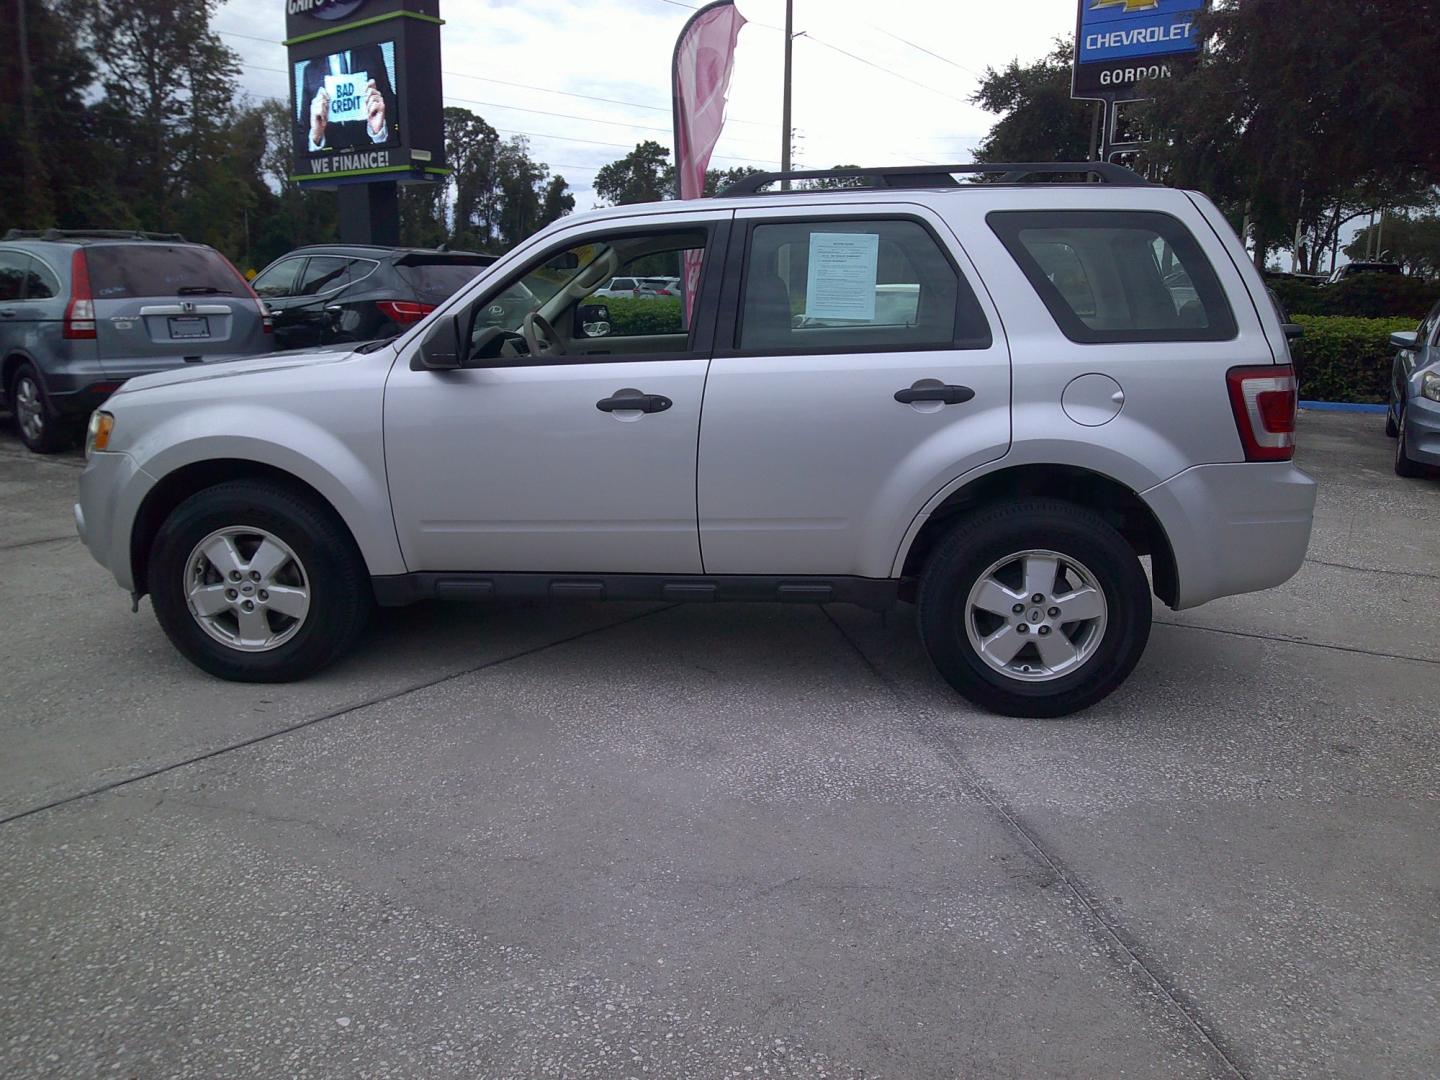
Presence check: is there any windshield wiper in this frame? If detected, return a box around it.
[177,285,232,295]
[355,336,399,354]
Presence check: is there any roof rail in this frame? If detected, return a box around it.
[717,162,1150,196]
[2,228,188,242]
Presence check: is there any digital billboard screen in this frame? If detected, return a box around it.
[292,40,400,158]
[1073,0,1206,100]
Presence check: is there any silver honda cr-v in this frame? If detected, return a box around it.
[1,230,272,453]
[74,164,1317,717]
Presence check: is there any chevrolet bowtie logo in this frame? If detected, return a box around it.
[1091,0,1160,10]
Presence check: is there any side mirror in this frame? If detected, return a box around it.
[1282,323,1304,340]
[574,302,611,339]
[411,313,465,370]
[1389,330,1419,351]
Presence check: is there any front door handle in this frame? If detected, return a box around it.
[596,390,672,414]
[894,384,975,405]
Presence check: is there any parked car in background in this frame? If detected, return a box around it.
[1387,298,1440,477]
[590,276,645,299]
[0,229,271,453]
[1327,261,1403,284]
[637,276,682,298]
[250,245,496,351]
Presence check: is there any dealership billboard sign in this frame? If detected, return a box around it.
[1072,0,1206,101]
[285,0,448,188]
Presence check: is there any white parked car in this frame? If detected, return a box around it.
[76,163,1315,716]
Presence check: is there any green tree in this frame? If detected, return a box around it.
[539,175,574,227]
[1144,0,1440,268]
[970,41,1093,164]
[83,0,244,238]
[495,136,548,250]
[444,106,501,250]
[594,141,674,205]
[1345,212,1440,280]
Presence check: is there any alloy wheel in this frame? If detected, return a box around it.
[184,526,311,652]
[964,549,1108,682]
[14,376,45,445]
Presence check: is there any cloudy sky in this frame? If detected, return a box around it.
[216,0,1078,209]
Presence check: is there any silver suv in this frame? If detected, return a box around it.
[1,230,272,452]
[75,164,1317,717]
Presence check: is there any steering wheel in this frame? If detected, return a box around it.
[522,311,567,358]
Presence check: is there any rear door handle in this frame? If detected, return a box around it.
[596,390,672,414]
[894,384,975,405]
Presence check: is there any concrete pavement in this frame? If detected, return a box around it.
[0,409,1436,1078]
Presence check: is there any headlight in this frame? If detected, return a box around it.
[85,411,114,459]
[1422,372,1440,403]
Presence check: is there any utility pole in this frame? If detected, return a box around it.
[780,0,793,190]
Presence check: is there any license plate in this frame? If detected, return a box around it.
[168,316,210,339]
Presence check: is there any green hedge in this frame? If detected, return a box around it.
[1289,314,1415,403]
[1268,274,1439,319]
[589,296,683,337]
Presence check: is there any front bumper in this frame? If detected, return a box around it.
[76,450,154,594]
[1402,393,1440,466]
[1142,462,1317,610]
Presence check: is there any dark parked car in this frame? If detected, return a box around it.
[1327,261,1403,284]
[250,245,497,351]
[0,229,272,453]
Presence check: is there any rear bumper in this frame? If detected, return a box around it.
[76,450,154,594]
[1403,394,1440,465]
[1142,462,1317,610]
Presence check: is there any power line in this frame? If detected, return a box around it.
[798,35,969,105]
[216,28,773,127]
[868,25,984,78]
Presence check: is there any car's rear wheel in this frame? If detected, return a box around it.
[149,480,371,681]
[917,499,1152,718]
[1394,407,1426,478]
[8,363,77,454]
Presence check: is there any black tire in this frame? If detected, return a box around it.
[917,498,1152,719]
[1384,403,1399,439]
[149,480,372,682]
[8,362,78,454]
[1394,408,1425,478]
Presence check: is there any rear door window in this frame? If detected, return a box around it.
[988,210,1236,343]
[0,252,28,301]
[298,256,353,296]
[24,257,59,299]
[736,217,991,353]
[86,244,240,299]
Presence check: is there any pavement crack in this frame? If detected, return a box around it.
[820,606,1252,1080]
[1303,557,1440,582]
[0,534,77,552]
[0,604,675,829]
[1154,619,1440,667]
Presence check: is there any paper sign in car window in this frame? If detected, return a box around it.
[804,232,879,321]
[324,72,369,124]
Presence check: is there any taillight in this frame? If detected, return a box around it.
[64,249,97,339]
[1226,364,1297,462]
[218,253,272,333]
[376,300,435,325]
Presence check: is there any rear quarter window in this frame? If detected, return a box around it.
[987,210,1237,344]
[394,261,488,297]
[86,244,240,299]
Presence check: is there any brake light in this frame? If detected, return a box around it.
[64,250,97,339]
[376,300,435,325]
[1226,364,1296,461]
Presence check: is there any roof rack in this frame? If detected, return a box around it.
[717,162,1150,196]
[2,228,188,242]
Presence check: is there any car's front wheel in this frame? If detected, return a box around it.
[1394,407,1426,478]
[917,499,1152,718]
[148,480,372,681]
